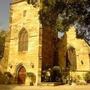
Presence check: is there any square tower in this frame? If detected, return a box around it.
[3,0,56,85]
[6,0,41,85]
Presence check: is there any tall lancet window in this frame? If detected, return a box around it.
[18,28,28,52]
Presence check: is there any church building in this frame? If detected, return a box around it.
[0,0,90,85]
[1,0,56,85]
[58,26,90,83]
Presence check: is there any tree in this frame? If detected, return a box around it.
[39,0,90,45]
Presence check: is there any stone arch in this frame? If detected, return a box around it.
[18,28,28,52]
[65,45,76,71]
[16,63,26,84]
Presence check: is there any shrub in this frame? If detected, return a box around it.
[0,72,5,84]
[0,72,16,84]
[84,72,90,83]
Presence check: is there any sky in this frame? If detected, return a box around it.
[0,0,11,30]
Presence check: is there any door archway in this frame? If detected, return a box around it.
[17,65,26,84]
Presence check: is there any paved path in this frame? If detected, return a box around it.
[0,85,90,90]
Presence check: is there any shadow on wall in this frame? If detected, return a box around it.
[57,32,77,71]
[57,32,77,84]
[0,31,6,59]
[57,32,67,70]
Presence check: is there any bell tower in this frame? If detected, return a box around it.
[4,0,42,85]
[3,0,56,85]
[12,0,40,5]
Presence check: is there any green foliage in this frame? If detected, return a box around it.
[40,0,59,26]
[55,15,70,32]
[40,0,90,44]
[27,72,36,84]
[40,0,90,29]
[84,72,90,83]
[0,72,15,84]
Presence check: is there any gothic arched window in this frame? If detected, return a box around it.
[18,28,28,52]
[65,46,77,71]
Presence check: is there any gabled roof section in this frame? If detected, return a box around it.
[11,0,25,4]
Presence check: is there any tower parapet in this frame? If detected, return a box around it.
[11,0,40,6]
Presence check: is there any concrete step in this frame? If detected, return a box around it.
[40,82,63,86]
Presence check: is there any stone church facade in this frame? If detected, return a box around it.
[58,26,90,82]
[0,0,90,85]
[1,0,56,85]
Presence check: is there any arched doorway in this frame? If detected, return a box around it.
[17,65,26,84]
[64,46,77,84]
[65,46,76,71]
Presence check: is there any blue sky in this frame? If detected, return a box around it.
[0,0,11,30]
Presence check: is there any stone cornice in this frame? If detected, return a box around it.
[11,0,25,5]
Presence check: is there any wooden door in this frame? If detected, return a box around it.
[18,66,26,84]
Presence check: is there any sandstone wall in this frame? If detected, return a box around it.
[58,33,67,70]
[58,26,90,80]
[6,1,40,85]
[67,27,90,71]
